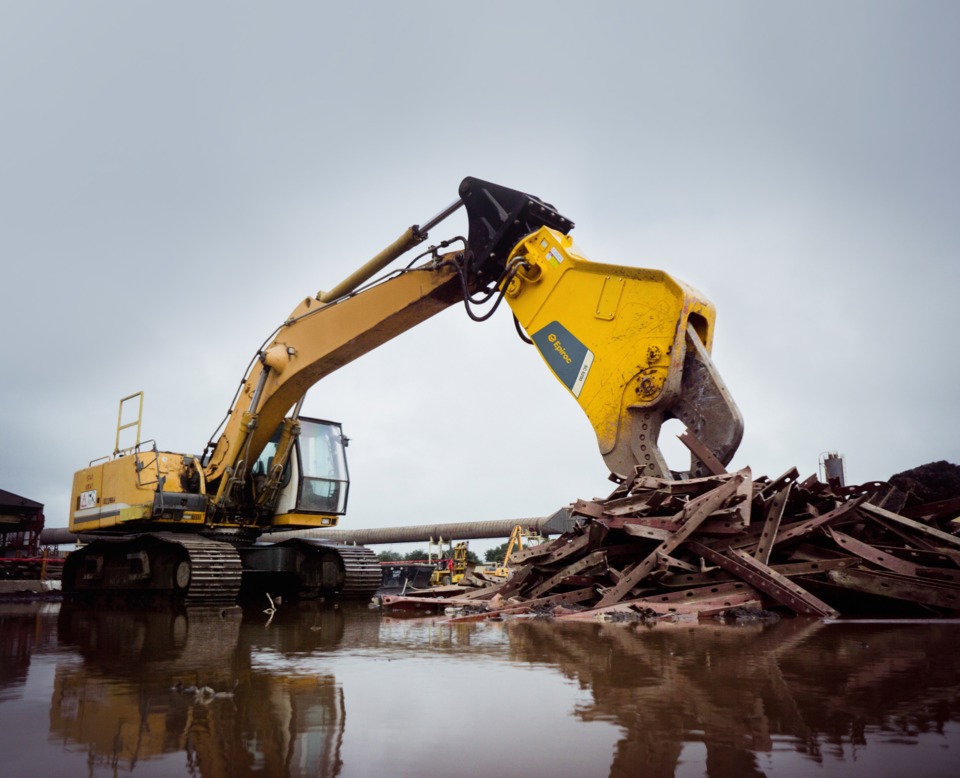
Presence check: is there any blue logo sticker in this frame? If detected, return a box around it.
[531,321,594,398]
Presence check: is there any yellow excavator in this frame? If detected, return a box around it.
[62,177,743,604]
[481,525,543,580]
[429,541,470,587]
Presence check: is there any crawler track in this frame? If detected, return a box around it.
[61,533,379,603]
[173,535,243,604]
[330,543,383,597]
[62,533,242,604]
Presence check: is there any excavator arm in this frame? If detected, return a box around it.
[202,177,743,524]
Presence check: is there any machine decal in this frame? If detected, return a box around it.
[79,489,97,510]
[532,321,594,398]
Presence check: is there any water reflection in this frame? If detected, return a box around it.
[0,603,59,702]
[1,602,958,777]
[504,618,960,776]
[51,602,356,776]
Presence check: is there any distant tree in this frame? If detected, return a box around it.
[390,547,480,564]
[484,542,509,563]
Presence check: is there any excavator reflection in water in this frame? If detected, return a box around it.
[51,602,358,777]
[43,604,960,778]
[62,177,743,604]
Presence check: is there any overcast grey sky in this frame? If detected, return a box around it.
[2,2,958,538]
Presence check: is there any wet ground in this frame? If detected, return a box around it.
[1,600,958,777]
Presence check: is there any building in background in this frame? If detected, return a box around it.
[0,489,44,559]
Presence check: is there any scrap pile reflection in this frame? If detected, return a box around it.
[504,618,960,776]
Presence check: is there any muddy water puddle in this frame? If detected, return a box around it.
[1,601,958,777]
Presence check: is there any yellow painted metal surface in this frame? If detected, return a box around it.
[504,227,717,470]
[205,262,462,485]
[69,451,198,532]
[269,513,339,529]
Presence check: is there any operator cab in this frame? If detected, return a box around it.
[254,417,350,522]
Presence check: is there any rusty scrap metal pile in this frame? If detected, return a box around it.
[378,466,960,622]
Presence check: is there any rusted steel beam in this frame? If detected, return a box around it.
[917,567,960,585]
[861,503,960,550]
[770,494,867,546]
[495,565,535,598]
[706,521,771,552]
[631,472,736,494]
[526,549,609,599]
[659,570,732,588]
[537,529,596,567]
[698,514,755,534]
[871,545,960,569]
[693,598,765,618]
[536,533,593,567]
[678,429,728,476]
[824,527,919,576]
[621,522,673,541]
[558,590,761,621]
[756,467,800,503]
[636,580,760,606]
[506,535,565,566]
[707,493,859,553]
[515,585,597,609]
[688,542,839,617]
[378,593,480,612]
[615,513,744,535]
[732,468,754,526]
[827,568,960,610]
[902,496,960,523]
[586,493,667,517]
[728,548,838,617]
[600,513,682,531]
[868,520,942,552]
[457,583,506,600]
[657,552,700,572]
[570,499,606,519]
[596,474,744,608]
[442,586,597,623]
[659,557,859,589]
[754,482,792,564]
[771,557,860,577]
[789,542,855,562]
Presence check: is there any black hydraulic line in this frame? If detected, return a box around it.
[513,314,533,345]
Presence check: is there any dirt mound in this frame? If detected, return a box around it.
[888,460,960,505]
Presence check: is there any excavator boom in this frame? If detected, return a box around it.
[204,176,742,496]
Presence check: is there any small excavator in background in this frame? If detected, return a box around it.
[480,525,544,581]
[62,177,743,604]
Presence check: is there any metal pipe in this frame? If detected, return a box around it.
[264,513,573,545]
[39,509,576,548]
